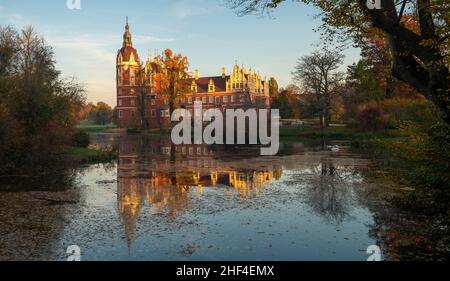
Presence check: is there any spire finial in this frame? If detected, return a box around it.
[123,16,132,47]
[125,16,129,31]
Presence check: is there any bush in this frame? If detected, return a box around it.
[72,129,90,148]
[357,103,388,131]
[382,98,438,128]
[380,121,450,192]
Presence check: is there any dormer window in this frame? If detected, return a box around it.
[191,81,198,93]
[208,79,215,93]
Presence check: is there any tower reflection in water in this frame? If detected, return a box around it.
[117,135,283,245]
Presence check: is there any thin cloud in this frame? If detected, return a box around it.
[134,35,176,43]
[0,12,29,27]
[170,0,224,19]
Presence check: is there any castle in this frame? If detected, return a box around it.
[116,18,272,129]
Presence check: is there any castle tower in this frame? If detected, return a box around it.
[117,17,141,128]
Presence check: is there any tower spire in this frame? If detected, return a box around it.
[123,16,132,47]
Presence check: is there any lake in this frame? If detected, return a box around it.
[0,133,400,261]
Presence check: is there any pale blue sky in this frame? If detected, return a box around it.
[0,0,360,105]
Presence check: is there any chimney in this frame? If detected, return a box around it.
[195,69,199,80]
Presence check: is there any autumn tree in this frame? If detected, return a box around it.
[136,63,148,129]
[78,102,96,121]
[356,15,425,100]
[154,49,191,113]
[0,25,85,171]
[293,49,345,127]
[268,77,279,96]
[93,102,113,125]
[227,0,450,123]
[272,84,302,118]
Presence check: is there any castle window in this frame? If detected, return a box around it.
[161,109,170,117]
[151,109,156,117]
[151,98,156,105]
[231,95,236,103]
[188,97,192,104]
[223,96,228,103]
[130,69,135,86]
[202,96,207,104]
[215,97,220,104]
[119,110,123,118]
[209,96,214,104]
[131,110,135,118]
[118,99,122,106]
[130,99,135,106]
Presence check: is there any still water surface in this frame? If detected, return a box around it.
[0,133,392,261]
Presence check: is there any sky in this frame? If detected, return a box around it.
[0,0,361,106]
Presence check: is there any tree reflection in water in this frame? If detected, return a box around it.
[304,159,351,224]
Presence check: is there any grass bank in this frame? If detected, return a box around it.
[67,146,116,164]
[76,124,117,133]
[280,126,401,141]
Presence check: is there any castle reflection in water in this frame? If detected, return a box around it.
[116,135,283,244]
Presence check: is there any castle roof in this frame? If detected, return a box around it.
[118,46,139,62]
[188,73,267,93]
[191,76,229,93]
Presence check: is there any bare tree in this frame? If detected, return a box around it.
[292,49,345,127]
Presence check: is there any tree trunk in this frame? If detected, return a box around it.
[359,0,450,124]
[388,34,450,123]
